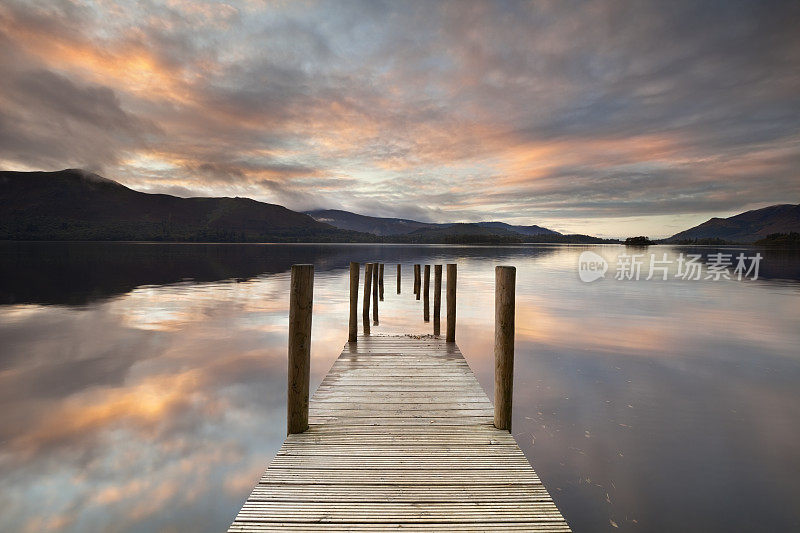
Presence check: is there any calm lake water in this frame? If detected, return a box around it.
[1,242,799,532]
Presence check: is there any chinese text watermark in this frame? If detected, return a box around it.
[578,251,762,282]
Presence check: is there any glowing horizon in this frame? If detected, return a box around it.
[1,0,798,238]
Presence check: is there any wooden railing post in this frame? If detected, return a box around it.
[423,264,431,322]
[414,264,421,300]
[348,262,359,342]
[433,264,442,335]
[362,263,372,335]
[494,266,516,431]
[396,264,401,294]
[287,264,313,435]
[378,263,384,301]
[372,262,379,325]
[446,263,456,342]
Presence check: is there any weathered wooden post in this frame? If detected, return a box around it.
[362,263,372,335]
[348,262,359,342]
[378,263,384,301]
[372,262,379,325]
[287,264,313,435]
[423,265,430,322]
[396,264,401,294]
[446,263,456,342]
[494,266,516,431]
[433,264,442,335]
[414,264,421,300]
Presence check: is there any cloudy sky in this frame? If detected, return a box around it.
[0,0,798,237]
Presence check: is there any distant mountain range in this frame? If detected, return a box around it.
[665,204,800,243]
[305,209,559,237]
[304,209,436,236]
[303,209,616,244]
[5,169,793,245]
[0,169,604,243]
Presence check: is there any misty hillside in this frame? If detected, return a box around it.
[475,221,559,236]
[0,169,605,244]
[403,223,524,243]
[306,209,560,237]
[306,209,439,235]
[392,223,615,244]
[667,204,800,243]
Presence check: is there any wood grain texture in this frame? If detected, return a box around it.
[379,263,385,301]
[362,263,372,336]
[494,266,516,431]
[414,264,421,299]
[433,264,442,336]
[230,335,569,531]
[287,265,313,435]
[372,262,379,325]
[446,264,457,342]
[423,264,430,322]
[348,262,359,342]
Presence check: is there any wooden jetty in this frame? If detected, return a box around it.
[229,263,570,532]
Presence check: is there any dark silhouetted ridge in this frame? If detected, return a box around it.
[667,204,800,243]
[0,169,367,242]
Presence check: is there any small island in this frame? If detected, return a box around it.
[624,236,654,246]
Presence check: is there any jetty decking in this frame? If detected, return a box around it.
[229,263,570,531]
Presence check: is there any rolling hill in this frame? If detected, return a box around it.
[305,209,438,236]
[401,223,525,244]
[474,221,559,236]
[666,204,800,243]
[0,169,609,244]
[391,224,614,244]
[305,210,560,237]
[0,169,367,242]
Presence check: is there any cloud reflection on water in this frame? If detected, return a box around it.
[0,243,798,532]
[0,283,290,531]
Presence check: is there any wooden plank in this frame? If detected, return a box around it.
[285,432,515,441]
[249,483,550,501]
[267,456,535,469]
[308,409,495,416]
[276,445,525,456]
[229,335,570,532]
[259,469,541,484]
[306,417,495,425]
[310,396,491,403]
[288,425,518,436]
[228,522,570,533]
[235,501,566,522]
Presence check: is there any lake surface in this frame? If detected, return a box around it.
[1,242,799,532]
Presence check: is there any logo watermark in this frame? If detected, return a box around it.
[578,251,608,282]
[578,252,762,282]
